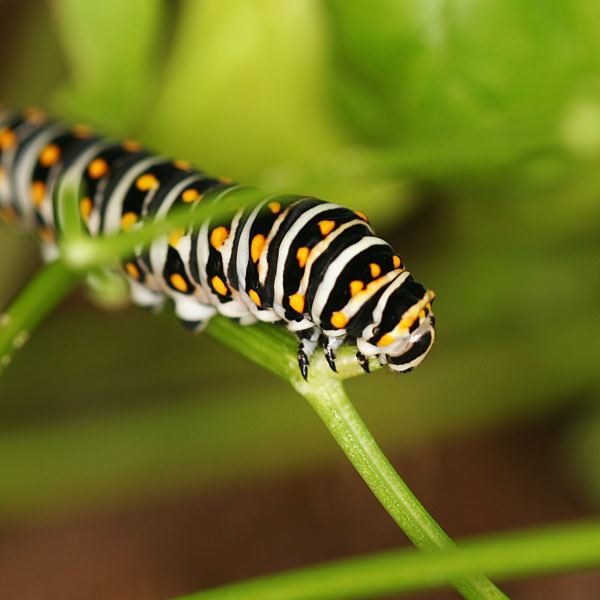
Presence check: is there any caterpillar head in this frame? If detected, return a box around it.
[357,276,436,373]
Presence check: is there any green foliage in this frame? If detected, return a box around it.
[51,0,165,131]
[1,0,600,598]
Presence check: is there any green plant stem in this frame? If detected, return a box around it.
[0,260,81,375]
[175,519,600,600]
[295,377,507,600]
[202,316,504,598]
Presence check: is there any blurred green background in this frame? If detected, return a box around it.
[1,1,600,599]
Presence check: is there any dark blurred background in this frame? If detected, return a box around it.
[1,1,599,598]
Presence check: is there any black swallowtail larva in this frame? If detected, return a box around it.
[0,107,436,379]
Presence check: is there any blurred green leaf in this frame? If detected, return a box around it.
[325,0,600,180]
[50,0,166,132]
[144,0,407,222]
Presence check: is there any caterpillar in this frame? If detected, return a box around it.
[0,107,436,379]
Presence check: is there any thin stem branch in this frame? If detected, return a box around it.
[0,260,81,375]
[294,377,507,600]
[174,519,600,600]
[59,185,266,271]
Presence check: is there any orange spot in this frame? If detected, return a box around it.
[40,143,61,167]
[136,173,159,191]
[393,255,402,269]
[251,234,266,263]
[31,181,46,207]
[169,227,186,247]
[174,159,191,170]
[24,107,46,124]
[296,246,309,268]
[212,276,228,296]
[330,311,348,329]
[268,201,281,214]
[121,212,138,231]
[219,177,233,184]
[39,227,54,244]
[398,316,414,331]
[210,226,229,249]
[377,333,395,347]
[123,140,141,152]
[0,128,16,150]
[0,166,4,182]
[72,124,93,138]
[182,188,200,203]
[170,273,188,292]
[80,197,93,223]
[418,309,426,320]
[355,211,368,222]
[88,158,108,179]
[318,220,336,236]
[125,262,141,279]
[349,280,364,297]
[289,293,305,313]
[369,263,381,278]
[248,289,261,306]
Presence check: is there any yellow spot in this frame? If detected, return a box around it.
[393,255,402,269]
[123,140,141,152]
[418,309,426,320]
[182,188,200,203]
[268,201,281,214]
[212,276,228,296]
[398,316,414,331]
[318,220,336,236]
[80,196,93,223]
[40,143,61,167]
[377,333,395,347]
[355,211,368,222]
[39,227,54,244]
[251,234,266,263]
[31,181,46,207]
[249,289,261,306]
[72,124,93,138]
[330,311,348,329]
[170,273,188,292]
[0,128,16,150]
[121,212,138,231]
[136,173,159,191]
[125,262,140,279]
[370,263,381,278]
[210,226,229,249]
[296,246,309,268]
[88,158,108,179]
[289,293,305,313]
[174,159,191,170]
[0,166,4,182]
[349,280,364,297]
[24,107,46,124]
[169,227,186,247]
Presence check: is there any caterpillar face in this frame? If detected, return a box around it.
[357,276,436,373]
[383,315,436,372]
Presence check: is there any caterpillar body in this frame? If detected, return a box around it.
[0,107,436,379]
